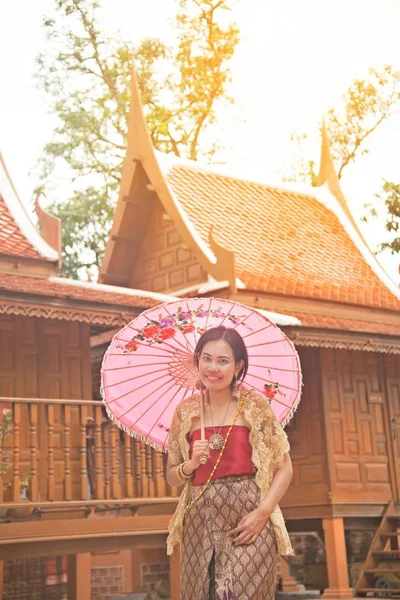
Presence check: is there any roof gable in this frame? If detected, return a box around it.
[100,62,400,317]
[0,153,59,269]
[162,160,400,311]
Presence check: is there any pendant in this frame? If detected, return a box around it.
[209,433,225,450]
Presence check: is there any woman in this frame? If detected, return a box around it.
[166,326,294,600]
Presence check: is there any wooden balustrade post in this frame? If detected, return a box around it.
[102,423,111,500]
[124,432,134,498]
[67,553,91,600]
[109,424,120,498]
[94,406,104,499]
[140,443,148,497]
[169,546,180,600]
[64,405,72,500]
[47,404,55,501]
[79,405,88,500]
[134,440,142,496]
[12,403,21,501]
[153,449,166,497]
[147,446,155,497]
[321,517,353,599]
[29,404,38,501]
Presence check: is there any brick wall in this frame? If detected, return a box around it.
[91,565,125,600]
[140,562,170,593]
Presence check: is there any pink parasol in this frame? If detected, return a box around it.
[101,297,302,451]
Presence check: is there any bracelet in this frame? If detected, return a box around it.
[176,461,193,484]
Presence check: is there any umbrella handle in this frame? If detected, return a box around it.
[199,384,208,465]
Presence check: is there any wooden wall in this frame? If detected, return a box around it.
[130,197,207,293]
[0,314,92,501]
[320,348,392,503]
[282,347,330,509]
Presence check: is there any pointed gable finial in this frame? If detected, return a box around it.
[35,189,62,267]
[209,226,237,294]
[314,119,340,191]
[313,120,359,229]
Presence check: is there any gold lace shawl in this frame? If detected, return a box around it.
[166,389,294,556]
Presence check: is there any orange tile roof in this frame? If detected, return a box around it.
[0,193,43,260]
[0,274,174,310]
[288,312,400,336]
[165,165,400,312]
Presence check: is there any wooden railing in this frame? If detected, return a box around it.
[0,397,178,506]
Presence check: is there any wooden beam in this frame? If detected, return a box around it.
[0,515,171,560]
[169,546,181,600]
[2,534,168,560]
[321,517,354,599]
[68,553,91,600]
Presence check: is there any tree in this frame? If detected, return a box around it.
[35,0,240,279]
[364,181,400,255]
[285,65,400,258]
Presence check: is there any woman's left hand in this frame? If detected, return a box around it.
[228,508,270,545]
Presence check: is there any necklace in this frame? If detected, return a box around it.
[208,399,231,450]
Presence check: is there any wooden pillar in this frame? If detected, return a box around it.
[280,557,301,591]
[67,553,91,600]
[321,518,353,599]
[169,546,180,600]
[0,560,3,600]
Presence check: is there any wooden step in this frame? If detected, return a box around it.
[372,550,400,558]
[357,588,400,595]
[364,569,400,574]
[380,532,400,537]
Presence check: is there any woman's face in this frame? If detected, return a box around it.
[198,339,242,392]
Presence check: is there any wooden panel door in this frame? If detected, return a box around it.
[383,354,400,501]
[321,348,391,503]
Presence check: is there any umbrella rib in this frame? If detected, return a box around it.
[233,313,252,329]
[186,297,198,348]
[216,300,235,328]
[246,371,299,393]
[203,297,214,330]
[103,366,172,389]
[248,365,300,374]
[114,338,188,356]
[104,362,175,372]
[145,383,185,438]
[241,323,273,339]
[249,354,294,358]
[111,333,189,356]
[105,372,170,404]
[118,377,176,419]
[124,326,191,356]
[246,340,285,349]
[163,305,196,354]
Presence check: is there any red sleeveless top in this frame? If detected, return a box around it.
[189,425,255,486]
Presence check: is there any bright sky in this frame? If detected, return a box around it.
[0,0,399,281]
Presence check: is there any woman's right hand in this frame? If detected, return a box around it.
[190,440,210,469]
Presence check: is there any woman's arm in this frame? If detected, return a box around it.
[229,452,293,545]
[257,452,293,517]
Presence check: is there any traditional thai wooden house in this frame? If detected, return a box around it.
[0,152,184,600]
[96,67,400,598]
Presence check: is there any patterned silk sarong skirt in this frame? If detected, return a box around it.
[181,475,278,600]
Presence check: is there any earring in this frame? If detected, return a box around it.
[232,374,240,399]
